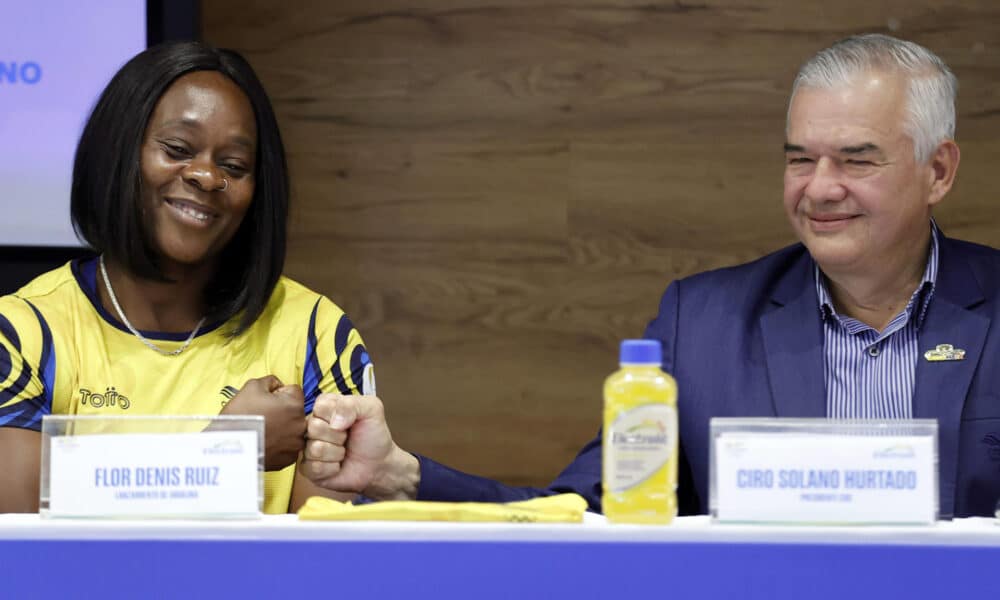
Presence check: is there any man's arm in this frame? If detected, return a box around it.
[641,279,702,514]
[408,431,602,510]
[643,279,680,373]
[0,428,41,512]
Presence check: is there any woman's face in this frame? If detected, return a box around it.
[139,70,257,270]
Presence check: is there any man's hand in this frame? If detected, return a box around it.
[299,394,419,500]
[220,376,306,471]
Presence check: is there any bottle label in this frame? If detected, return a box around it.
[606,404,676,492]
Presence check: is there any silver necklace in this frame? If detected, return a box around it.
[99,255,206,356]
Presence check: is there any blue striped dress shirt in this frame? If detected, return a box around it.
[816,224,939,419]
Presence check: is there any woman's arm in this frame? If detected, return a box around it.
[0,428,41,512]
[289,466,356,512]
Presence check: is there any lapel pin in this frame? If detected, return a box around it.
[924,344,966,362]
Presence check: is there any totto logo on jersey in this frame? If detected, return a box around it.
[78,387,131,410]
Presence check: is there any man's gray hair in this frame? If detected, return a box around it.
[789,34,957,163]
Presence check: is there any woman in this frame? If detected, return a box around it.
[0,42,370,513]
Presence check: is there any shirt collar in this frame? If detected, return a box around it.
[815,220,940,328]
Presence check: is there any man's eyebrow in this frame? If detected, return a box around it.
[840,143,880,154]
[783,143,806,153]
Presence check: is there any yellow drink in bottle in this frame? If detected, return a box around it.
[603,339,678,524]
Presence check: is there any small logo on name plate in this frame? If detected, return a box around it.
[873,444,916,459]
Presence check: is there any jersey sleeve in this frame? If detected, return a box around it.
[301,296,373,413]
[0,297,55,431]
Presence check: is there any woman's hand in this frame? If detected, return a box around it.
[220,376,306,471]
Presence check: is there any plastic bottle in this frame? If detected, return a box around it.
[602,339,678,524]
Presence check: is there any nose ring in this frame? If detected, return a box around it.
[218,178,229,192]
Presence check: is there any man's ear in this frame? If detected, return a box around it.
[927,140,960,207]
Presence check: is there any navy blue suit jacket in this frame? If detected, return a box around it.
[417,235,1000,518]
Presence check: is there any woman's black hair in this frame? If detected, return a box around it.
[70,41,288,336]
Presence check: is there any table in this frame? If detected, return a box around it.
[2,514,998,598]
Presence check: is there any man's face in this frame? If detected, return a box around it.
[783,72,938,275]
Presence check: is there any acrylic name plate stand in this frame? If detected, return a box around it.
[710,418,938,525]
[40,415,263,519]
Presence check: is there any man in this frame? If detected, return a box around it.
[299,34,1000,518]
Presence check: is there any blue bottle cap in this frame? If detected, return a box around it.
[619,339,662,364]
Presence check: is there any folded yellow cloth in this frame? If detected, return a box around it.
[298,493,587,523]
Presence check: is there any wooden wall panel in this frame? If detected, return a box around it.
[203,1,1000,486]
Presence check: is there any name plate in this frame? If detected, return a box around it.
[710,418,938,525]
[41,416,263,519]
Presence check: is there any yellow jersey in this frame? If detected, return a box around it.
[0,258,373,513]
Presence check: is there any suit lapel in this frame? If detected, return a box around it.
[760,252,827,418]
[757,235,988,517]
[913,237,988,519]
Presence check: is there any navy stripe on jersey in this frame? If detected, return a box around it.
[0,313,21,353]
[329,314,354,395]
[0,314,35,404]
[24,300,55,408]
[0,312,19,387]
[0,406,29,427]
[0,358,32,405]
[302,300,323,414]
[1,393,50,430]
[0,313,24,404]
[0,300,55,430]
[329,360,352,395]
[0,344,10,385]
[333,313,353,358]
[22,400,52,431]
